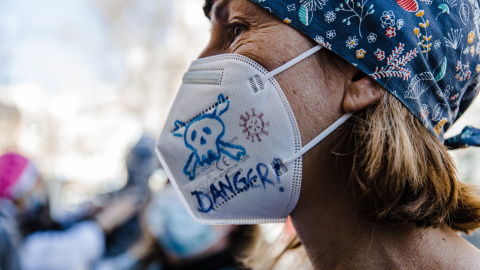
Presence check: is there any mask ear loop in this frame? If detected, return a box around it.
[283,113,353,164]
[261,45,323,82]
[256,44,352,165]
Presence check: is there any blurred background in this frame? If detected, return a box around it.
[0,0,212,211]
[1,0,480,249]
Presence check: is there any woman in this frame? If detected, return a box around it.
[157,0,480,268]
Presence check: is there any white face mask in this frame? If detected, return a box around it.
[156,45,352,225]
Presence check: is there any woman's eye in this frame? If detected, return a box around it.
[233,25,247,37]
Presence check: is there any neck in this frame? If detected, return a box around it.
[290,144,480,269]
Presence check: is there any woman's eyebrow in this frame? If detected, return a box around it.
[204,0,229,20]
[203,0,214,18]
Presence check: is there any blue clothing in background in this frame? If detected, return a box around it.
[0,215,21,270]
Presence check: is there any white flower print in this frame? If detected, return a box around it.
[367,32,377,43]
[380,10,395,28]
[444,29,463,50]
[335,0,375,38]
[455,60,471,82]
[314,35,325,44]
[324,11,336,23]
[346,36,359,49]
[396,19,404,30]
[420,104,429,120]
[374,48,385,61]
[326,30,336,39]
[287,4,296,11]
[434,40,441,49]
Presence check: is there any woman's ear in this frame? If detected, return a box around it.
[343,73,383,113]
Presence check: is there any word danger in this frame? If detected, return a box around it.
[190,161,284,213]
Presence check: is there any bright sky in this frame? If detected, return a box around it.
[0,0,210,195]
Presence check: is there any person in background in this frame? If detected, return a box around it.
[96,183,256,270]
[0,152,138,270]
[155,0,480,269]
[103,134,161,258]
[0,213,21,270]
[124,135,161,193]
[0,152,43,247]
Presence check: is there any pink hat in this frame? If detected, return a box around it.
[0,153,38,200]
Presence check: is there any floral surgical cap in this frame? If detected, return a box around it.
[250,0,480,144]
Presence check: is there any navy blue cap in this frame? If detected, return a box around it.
[250,0,480,143]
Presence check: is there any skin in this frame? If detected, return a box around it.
[200,0,480,268]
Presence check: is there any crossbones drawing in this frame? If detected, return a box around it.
[173,94,247,180]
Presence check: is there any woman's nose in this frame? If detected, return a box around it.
[197,34,231,59]
[198,45,218,59]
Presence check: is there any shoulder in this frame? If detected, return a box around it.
[458,243,480,269]
[434,235,480,269]
[409,226,480,269]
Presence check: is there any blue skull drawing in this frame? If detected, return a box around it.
[173,94,246,180]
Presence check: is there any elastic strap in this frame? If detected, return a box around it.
[262,45,323,81]
[284,113,353,164]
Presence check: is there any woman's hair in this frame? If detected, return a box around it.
[243,91,480,270]
[242,225,312,270]
[350,91,480,233]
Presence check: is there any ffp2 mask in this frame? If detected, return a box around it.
[156,45,352,224]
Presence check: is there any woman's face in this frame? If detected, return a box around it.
[198,0,371,218]
[200,0,350,145]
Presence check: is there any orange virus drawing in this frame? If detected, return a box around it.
[239,108,269,142]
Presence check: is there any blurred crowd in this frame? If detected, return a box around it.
[1,134,480,270]
[0,135,256,270]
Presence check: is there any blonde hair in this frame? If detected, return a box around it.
[241,227,311,270]
[351,92,480,233]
